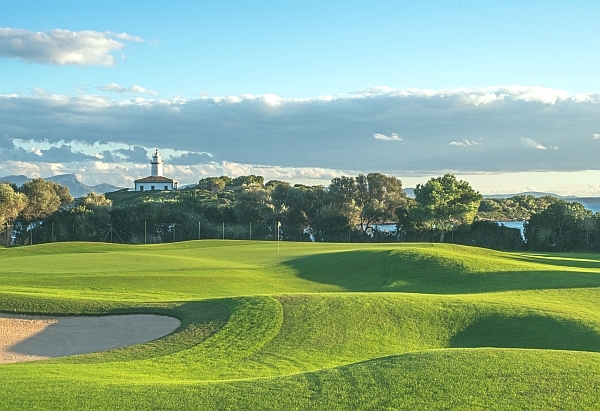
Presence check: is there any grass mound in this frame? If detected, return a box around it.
[0,241,600,409]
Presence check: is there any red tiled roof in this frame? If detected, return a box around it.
[134,176,178,183]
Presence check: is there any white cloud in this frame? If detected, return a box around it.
[520,137,557,150]
[373,133,402,141]
[0,27,142,66]
[593,133,600,140]
[28,147,43,156]
[450,139,481,146]
[99,83,157,95]
[104,31,143,43]
[260,93,283,107]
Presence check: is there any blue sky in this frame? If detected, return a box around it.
[1,1,600,194]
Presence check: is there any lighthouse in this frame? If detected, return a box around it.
[151,149,163,177]
[133,149,179,191]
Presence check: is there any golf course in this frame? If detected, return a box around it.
[0,240,599,410]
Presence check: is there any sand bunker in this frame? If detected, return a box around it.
[0,314,180,364]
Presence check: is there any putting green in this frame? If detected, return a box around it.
[0,241,599,410]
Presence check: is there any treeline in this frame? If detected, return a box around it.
[1,173,599,252]
[477,196,560,221]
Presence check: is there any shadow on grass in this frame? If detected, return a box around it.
[450,313,600,352]
[284,249,600,294]
[283,250,391,292]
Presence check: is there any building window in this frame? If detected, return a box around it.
[164,185,168,190]
[139,186,144,191]
[151,185,155,190]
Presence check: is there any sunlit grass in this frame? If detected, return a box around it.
[0,241,599,409]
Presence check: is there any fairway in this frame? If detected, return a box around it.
[1,241,600,410]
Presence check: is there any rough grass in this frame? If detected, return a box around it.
[0,241,599,409]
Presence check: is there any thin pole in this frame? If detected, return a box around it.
[144,221,147,244]
[250,222,252,240]
[30,226,33,245]
[198,221,201,240]
[51,222,54,240]
[277,221,280,253]
[6,222,8,246]
[222,222,225,240]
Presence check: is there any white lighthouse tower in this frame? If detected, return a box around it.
[151,149,163,177]
[133,149,179,191]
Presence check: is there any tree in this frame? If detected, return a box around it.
[229,175,264,187]
[327,176,360,227]
[0,183,27,226]
[356,173,407,232]
[233,185,274,225]
[413,174,482,242]
[80,192,112,212]
[524,201,595,251]
[18,178,73,222]
[197,176,232,193]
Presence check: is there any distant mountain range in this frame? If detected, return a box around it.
[0,174,123,198]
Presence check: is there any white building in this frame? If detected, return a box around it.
[134,149,179,191]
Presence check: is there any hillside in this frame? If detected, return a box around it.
[0,241,599,409]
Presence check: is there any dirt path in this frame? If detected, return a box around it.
[0,314,180,364]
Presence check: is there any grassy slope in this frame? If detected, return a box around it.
[0,241,600,409]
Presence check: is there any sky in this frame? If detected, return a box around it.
[0,1,599,195]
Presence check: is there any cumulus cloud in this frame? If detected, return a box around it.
[0,27,142,66]
[519,137,558,150]
[99,83,157,95]
[373,133,402,141]
[1,85,599,181]
[593,133,600,140]
[450,139,481,146]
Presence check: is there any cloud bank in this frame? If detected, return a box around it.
[1,85,599,185]
[0,27,142,66]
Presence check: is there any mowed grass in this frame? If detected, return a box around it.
[1,240,600,410]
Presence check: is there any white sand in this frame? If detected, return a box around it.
[0,314,180,364]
